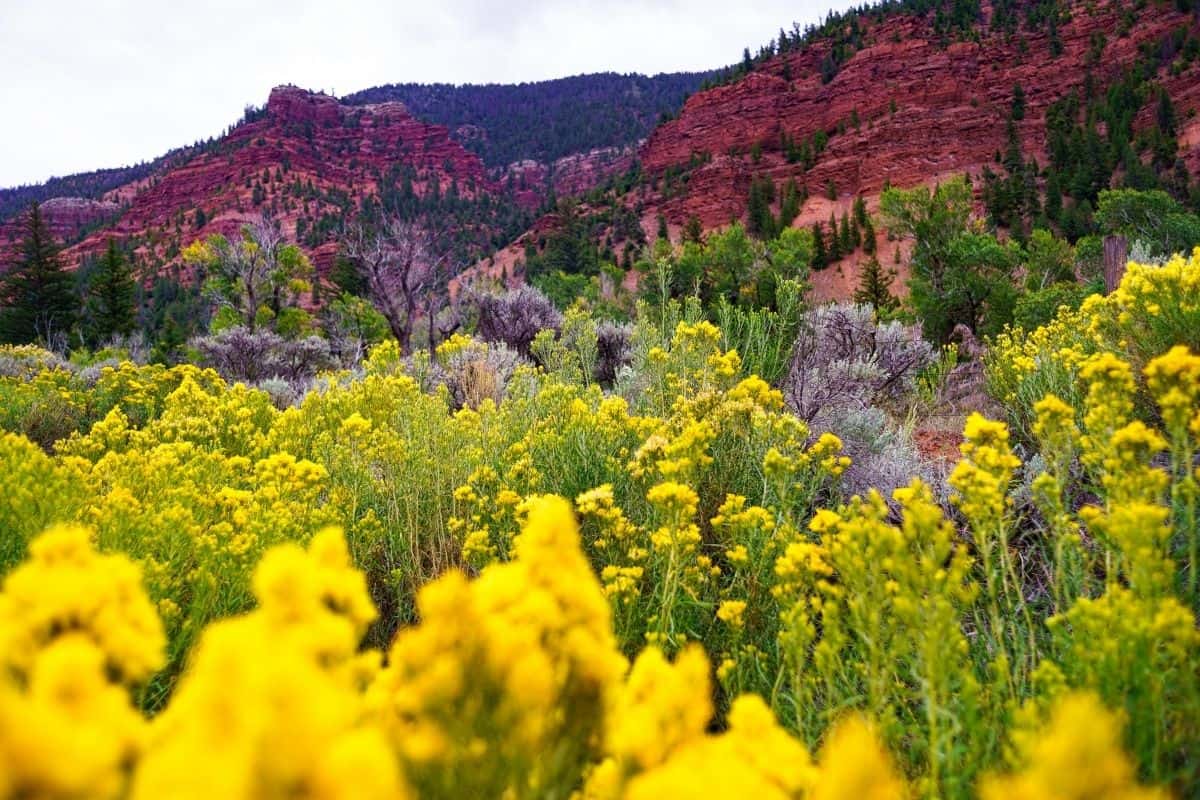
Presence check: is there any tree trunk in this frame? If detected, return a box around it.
[1103,235,1128,294]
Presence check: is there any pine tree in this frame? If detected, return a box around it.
[683,215,704,244]
[827,213,842,260]
[1011,82,1026,121]
[85,238,137,345]
[1157,89,1177,137]
[747,177,777,239]
[862,215,877,255]
[839,212,853,253]
[0,203,77,344]
[853,256,898,313]
[778,179,801,229]
[1044,169,1064,222]
[853,195,868,227]
[812,222,828,268]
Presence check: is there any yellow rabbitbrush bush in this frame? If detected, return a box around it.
[583,643,905,800]
[0,432,89,570]
[772,480,982,798]
[0,524,165,685]
[445,336,848,662]
[987,248,1200,441]
[991,344,1200,791]
[981,692,1168,800]
[368,496,627,798]
[0,525,164,799]
[132,527,398,800]
[0,495,929,800]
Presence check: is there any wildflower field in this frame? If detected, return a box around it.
[3,253,1200,799]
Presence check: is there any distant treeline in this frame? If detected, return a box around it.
[342,72,714,167]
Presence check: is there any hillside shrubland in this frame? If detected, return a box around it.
[1,247,1199,798]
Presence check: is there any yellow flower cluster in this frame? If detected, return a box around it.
[0,524,165,684]
[0,525,164,799]
[987,248,1200,440]
[587,643,904,800]
[981,692,1168,800]
[949,413,1021,530]
[133,528,395,800]
[370,497,627,795]
[772,481,979,791]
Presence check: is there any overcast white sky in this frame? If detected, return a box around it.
[1,0,858,187]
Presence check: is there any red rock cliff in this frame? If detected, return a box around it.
[33,86,494,279]
[632,0,1199,299]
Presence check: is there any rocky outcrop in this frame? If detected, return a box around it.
[0,196,119,241]
[2,85,494,279]
[0,197,120,266]
[504,144,638,209]
[630,0,1199,299]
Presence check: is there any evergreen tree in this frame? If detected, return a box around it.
[862,215,877,255]
[683,215,704,244]
[1011,82,1026,121]
[747,177,777,239]
[0,203,77,344]
[853,256,898,312]
[151,313,186,365]
[812,222,828,268]
[1157,89,1177,137]
[853,195,868,227]
[839,212,853,253]
[1044,169,1064,222]
[827,212,842,260]
[778,179,801,230]
[85,238,137,345]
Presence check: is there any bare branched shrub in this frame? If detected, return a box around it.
[192,327,280,383]
[77,358,124,387]
[430,341,522,409]
[595,321,633,386]
[468,286,562,357]
[271,336,337,382]
[0,346,70,379]
[249,378,299,409]
[813,405,933,502]
[191,327,336,385]
[783,303,934,422]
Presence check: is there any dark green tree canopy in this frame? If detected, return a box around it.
[83,239,138,346]
[0,203,78,345]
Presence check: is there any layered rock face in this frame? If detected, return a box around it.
[0,197,120,266]
[644,2,1197,223]
[0,86,494,279]
[0,197,119,242]
[634,0,1199,299]
[505,144,638,209]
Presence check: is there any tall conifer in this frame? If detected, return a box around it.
[0,202,77,344]
[86,238,137,345]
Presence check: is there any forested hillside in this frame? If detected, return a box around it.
[342,72,712,167]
